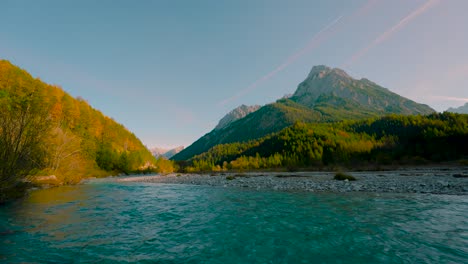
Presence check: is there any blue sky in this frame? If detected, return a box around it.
[1,0,467,148]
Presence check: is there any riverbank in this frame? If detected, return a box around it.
[118,167,468,195]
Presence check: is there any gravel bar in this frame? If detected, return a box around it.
[117,167,468,195]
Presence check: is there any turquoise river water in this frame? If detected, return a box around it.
[1,179,467,263]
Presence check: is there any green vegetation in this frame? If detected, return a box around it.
[172,100,322,161]
[180,113,468,172]
[1,61,462,201]
[334,172,356,181]
[173,66,434,161]
[0,60,175,202]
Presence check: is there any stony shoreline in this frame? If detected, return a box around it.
[117,167,468,195]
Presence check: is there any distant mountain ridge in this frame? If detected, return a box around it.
[447,102,468,114]
[172,65,435,161]
[215,104,261,130]
[151,146,184,159]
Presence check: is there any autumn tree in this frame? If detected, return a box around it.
[0,88,51,201]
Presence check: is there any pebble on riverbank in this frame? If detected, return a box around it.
[117,167,468,195]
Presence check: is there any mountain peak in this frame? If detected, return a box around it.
[308,65,330,75]
[292,65,434,115]
[173,65,434,161]
[331,68,351,78]
[307,65,350,79]
[215,104,261,130]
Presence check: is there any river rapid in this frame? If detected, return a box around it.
[1,178,467,263]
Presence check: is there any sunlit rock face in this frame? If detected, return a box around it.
[292,65,434,115]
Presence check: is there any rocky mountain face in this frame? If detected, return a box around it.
[215,104,261,130]
[291,65,433,115]
[447,102,468,114]
[151,146,184,159]
[172,66,435,161]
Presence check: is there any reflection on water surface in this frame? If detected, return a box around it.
[1,180,467,263]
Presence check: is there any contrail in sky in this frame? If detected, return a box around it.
[342,0,440,67]
[218,15,343,106]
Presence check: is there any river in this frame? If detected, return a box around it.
[1,178,467,263]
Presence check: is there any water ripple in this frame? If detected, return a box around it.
[0,182,467,263]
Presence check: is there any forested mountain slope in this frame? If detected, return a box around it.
[0,60,173,201]
[172,66,434,161]
[185,113,468,171]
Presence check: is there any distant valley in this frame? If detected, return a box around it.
[151,146,184,159]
